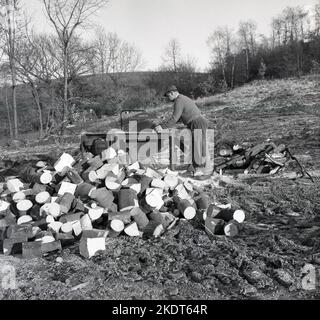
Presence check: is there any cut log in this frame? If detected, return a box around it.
[163,175,179,190]
[151,179,168,190]
[17,215,33,225]
[108,211,131,224]
[59,212,81,224]
[157,212,176,229]
[16,200,33,214]
[72,199,85,213]
[35,191,51,205]
[80,214,93,231]
[22,242,42,259]
[48,222,63,234]
[173,196,196,220]
[54,153,75,173]
[65,167,84,184]
[214,209,246,223]
[82,169,99,183]
[3,237,28,255]
[143,221,164,239]
[128,162,140,172]
[105,178,122,192]
[7,224,35,239]
[40,202,61,218]
[0,200,11,216]
[96,163,116,180]
[101,147,117,161]
[90,188,114,209]
[145,190,164,211]
[124,222,140,237]
[61,222,73,235]
[130,207,149,231]
[118,189,138,212]
[82,229,108,239]
[7,179,24,193]
[138,176,153,195]
[88,207,104,222]
[75,183,96,198]
[58,193,75,214]
[204,204,222,221]
[175,184,191,201]
[121,177,139,187]
[205,218,225,236]
[41,241,62,255]
[12,191,26,203]
[224,220,239,237]
[195,194,210,211]
[129,183,141,194]
[32,183,47,195]
[183,181,193,192]
[58,182,77,196]
[36,161,47,168]
[72,221,82,237]
[110,219,125,232]
[79,237,106,259]
[55,233,75,247]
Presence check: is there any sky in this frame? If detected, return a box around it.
[22,0,317,71]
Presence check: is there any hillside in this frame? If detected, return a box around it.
[1,76,320,300]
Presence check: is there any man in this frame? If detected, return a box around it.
[159,85,213,178]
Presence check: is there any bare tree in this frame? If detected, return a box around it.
[161,39,182,72]
[42,0,109,133]
[238,20,257,81]
[208,26,233,85]
[0,0,25,138]
[94,28,143,75]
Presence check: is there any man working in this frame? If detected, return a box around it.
[159,85,213,178]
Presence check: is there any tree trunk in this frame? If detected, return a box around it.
[62,46,68,136]
[4,86,13,138]
[6,0,18,139]
[30,83,44,139]
[231,55,236,89]
[245,49,250,81]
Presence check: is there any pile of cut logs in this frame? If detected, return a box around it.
[215,140,290,174]
[0,148,245,259]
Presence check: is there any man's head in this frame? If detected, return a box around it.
[165,85,179,101]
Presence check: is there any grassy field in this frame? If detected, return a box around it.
[1,76,320,300]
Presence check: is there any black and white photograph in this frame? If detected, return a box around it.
[0,0,320,305]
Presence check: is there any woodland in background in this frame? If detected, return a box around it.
[0,0,319,140]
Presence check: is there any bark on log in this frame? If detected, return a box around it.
[224,220,239,237]
[143,221,164,239]
[214,209,245,223]
[58,193,75,214]
[205,218,225,236]
[118,189,138,212]
[173,196,196,220]
[131,207,149,231]
[108,211,132,224]
[3,237,28,255]
[75,183,96,198]
[90,188,114,209]
[65,167,84,184]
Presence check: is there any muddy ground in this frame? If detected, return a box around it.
[0,76,320,300]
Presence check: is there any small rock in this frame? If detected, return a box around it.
[56,257,63,264]
[274,269,295,287]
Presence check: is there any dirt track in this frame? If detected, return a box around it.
[1,76,320,300]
